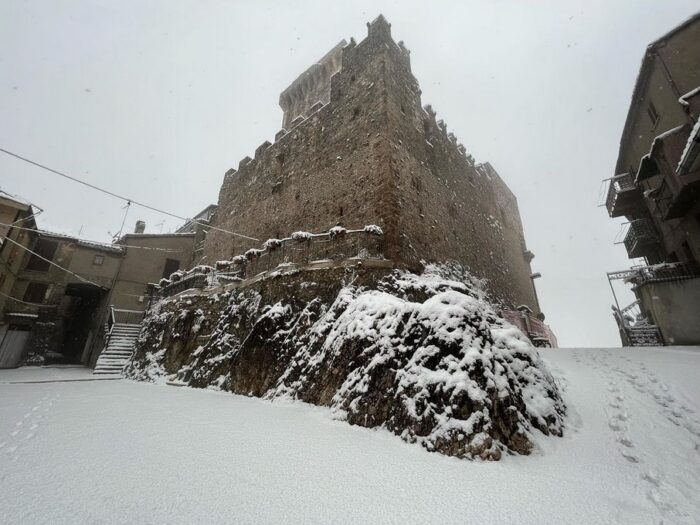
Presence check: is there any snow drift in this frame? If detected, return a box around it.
[124,264,565,459]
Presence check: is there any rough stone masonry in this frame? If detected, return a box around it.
[203,14,541,315]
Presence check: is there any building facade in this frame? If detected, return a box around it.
[0,206,212,368]
[605,12,700,346]
[203,16,543,316]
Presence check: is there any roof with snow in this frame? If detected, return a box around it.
[614,11,700,175]
[37,230,124,254]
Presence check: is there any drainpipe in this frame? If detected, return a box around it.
[530,272,542,314]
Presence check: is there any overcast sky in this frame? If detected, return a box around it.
[1,0,698,347]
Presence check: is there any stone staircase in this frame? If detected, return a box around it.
[93,322,142,375]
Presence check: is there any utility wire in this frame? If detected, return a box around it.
[0,289,45,307]
[0,222,186,253]
[1,233,107,289]
[0,147,259,241]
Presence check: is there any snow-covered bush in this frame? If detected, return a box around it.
[158,278,170,288]
[190,265,213,275]
[245,248,263,260]
[291,231,313,242]
[363,224,383,235]
[231,255,248,266]
[169,271,184,282]
[263,238,282,251]
[215,260,233,271]
[329,226,347,238]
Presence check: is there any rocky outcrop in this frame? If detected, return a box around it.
[124,264,565,460]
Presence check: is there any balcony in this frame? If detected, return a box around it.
[605,173,643,218]
[623,218,660,260]
[662,179,700,219]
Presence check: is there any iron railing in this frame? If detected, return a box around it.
[109,307,144,327]
[632,261,700,285]
[158,229,385,299]
[612,300,664,346]
[623,219,660,259]
[605,173,640,217]
[159,273,209,297]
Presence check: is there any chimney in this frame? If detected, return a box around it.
[134,220,146,234]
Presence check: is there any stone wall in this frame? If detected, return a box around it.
[381,36,540,311]
[204,15,541,314]
[204,20,396,263]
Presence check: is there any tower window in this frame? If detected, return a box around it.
[162,258,180,279]
[26,239,58,272]
[647,101,660,126]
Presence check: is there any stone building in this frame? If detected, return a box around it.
[0,192,38,320]
[174,203,217,266]
[0,204,215,368]
[1,229,123,366]
[204,15,542,317]
[604,12,700,345]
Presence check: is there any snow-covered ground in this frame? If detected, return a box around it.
[1,347,699,524]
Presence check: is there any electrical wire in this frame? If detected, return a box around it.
[0,289,44,307]
[0,147,258,241]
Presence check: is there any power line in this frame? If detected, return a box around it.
[1,233,107,289]
[0,147,259,242]
[0,289,44,307]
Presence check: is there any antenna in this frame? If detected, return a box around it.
[115,201,131,241]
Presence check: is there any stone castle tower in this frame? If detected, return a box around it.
[203,15,541,314]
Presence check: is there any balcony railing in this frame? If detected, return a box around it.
[605,173,642,217]
[623,219,660,259]
[109,307,145,327]
[631,261,700,285]
[612,300,663,347]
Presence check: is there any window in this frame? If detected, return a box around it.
[646,101,660,126]
[681,241,695,264]
[23,282,49,303]
[93,254,104,266]
[25,239,58,272]
[162,258,180,279]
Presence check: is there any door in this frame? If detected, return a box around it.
[0,326,32,368]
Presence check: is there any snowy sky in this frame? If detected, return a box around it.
[1,0,698,347]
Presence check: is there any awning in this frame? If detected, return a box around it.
[635,154,660,182]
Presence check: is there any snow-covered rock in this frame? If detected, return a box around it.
[126,264,565,459]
